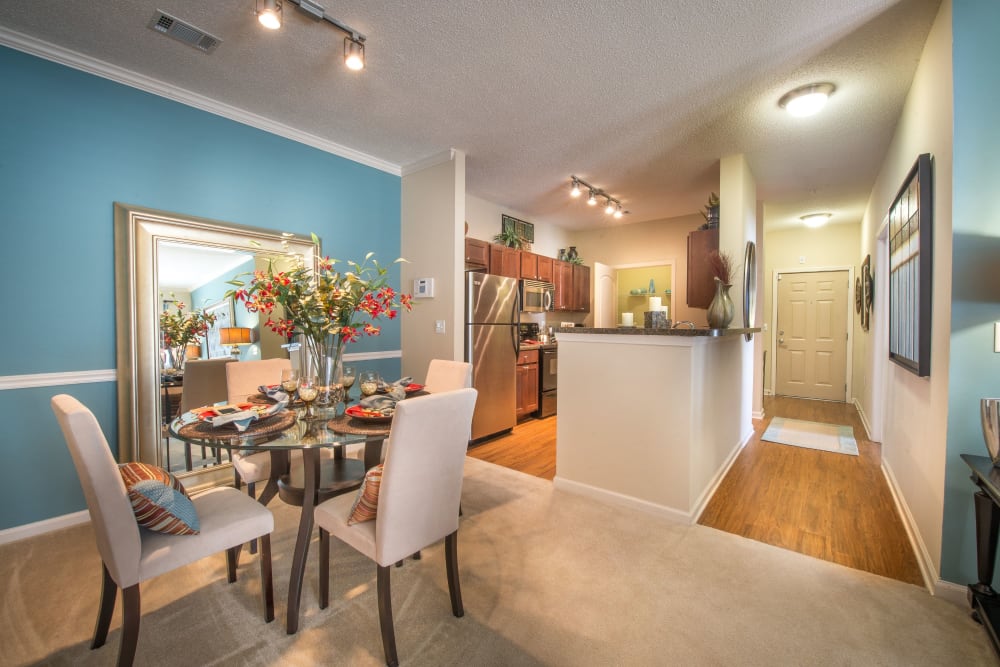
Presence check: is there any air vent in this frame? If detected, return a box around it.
[147,10,221,53]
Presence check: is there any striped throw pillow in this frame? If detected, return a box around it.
[348,464,383,525]
[119,462,200,535]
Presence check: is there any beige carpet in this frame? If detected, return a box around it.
[1,458,993,666]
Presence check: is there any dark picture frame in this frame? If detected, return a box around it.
[501,214,534,243]
[861,254,872,332]
[888,153,933,376]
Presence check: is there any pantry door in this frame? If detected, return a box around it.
[774,270,849,401]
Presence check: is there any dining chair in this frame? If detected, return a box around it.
[51,394,274,667]
[178,358,235,470]
[423,359,473,393]
[225,358,293,500]
[314,388,477,667]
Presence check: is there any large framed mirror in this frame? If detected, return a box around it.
[114,203,317,488]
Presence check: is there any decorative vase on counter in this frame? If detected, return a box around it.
[982,399,1000,466]
[558,248,567,261]
[706,277,735,329]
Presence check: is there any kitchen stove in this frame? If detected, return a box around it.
[518,323,557,417]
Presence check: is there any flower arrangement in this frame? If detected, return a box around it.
[226,246,411,347]
[707,249,736,285]
[159,300,217,349]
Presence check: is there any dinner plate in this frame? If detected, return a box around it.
[346,405,394,423]
[375,383,424,395]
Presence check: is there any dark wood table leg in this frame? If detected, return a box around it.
[256,451,285,508]
[286,447,319,634]
[364,436,385,470]
[973,489,1000,597]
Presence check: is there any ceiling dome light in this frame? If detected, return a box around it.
[779,82,835,117]
[800,212,833,228]
[344,36,365,70]
[256,0,282,29]
[587,190,597,206]
[570,178,581,197]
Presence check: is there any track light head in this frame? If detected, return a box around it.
[570,179,581,197]
[605,198,615,215]
[344,36,365,70]
[587,190,597,206]
[256,0,282,29]
[613,205,623,219]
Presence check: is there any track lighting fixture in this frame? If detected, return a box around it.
[256,0,367,71]
[256,0,282,29]
[569,176,629,218]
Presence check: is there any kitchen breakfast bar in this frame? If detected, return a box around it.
[553,326,759,523]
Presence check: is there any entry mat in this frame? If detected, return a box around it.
[761,417,859,456]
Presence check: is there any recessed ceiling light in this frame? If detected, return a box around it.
[779,83,835,117]
[800,212,833,228]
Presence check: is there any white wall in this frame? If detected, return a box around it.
[465,194,574,260]
[400,152,466,378]
[858,0,953,579]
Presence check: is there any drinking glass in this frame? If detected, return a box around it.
[340,365,356,402]
[280,368,300,396]
[297,374,319,418]
[359,371,380,398]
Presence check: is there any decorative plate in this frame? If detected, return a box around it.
[346,405,394,423]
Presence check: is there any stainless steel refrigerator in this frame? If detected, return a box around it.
[465,272,519,441]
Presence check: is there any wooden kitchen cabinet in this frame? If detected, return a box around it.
[553,260,574,310]
[516,349,539,419]
[465,237,489,270]
[572,263,591,312]
[489,243,520,279]
[536,255,554,283]
[687,228,719,308]
[520,251,538,280]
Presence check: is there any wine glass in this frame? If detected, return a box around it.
[340,365,356,403]
[359,370,380,398]
[280,368,299,397]
[297,374,319,419]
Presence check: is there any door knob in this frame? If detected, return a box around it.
[779,337,785,344]
[779,330,784,335]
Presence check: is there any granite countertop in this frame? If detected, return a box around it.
[556,326,760,338]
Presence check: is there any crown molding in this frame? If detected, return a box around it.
[400,149,457,177]
[0,26,402,177]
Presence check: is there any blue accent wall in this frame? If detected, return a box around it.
[941,0,1000,582]
[0,46,401,530]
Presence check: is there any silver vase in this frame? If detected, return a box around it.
[706,278,734,329]
[981,398,1000,466]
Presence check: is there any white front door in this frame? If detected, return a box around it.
[775,270,849,401]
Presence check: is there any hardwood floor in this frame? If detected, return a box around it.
[470,398,924,587]
[698,395,925,587]
[467,416,557,480]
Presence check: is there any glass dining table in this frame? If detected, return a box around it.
[169,405,392,634]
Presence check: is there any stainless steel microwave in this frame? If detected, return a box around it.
[519,279,555,312]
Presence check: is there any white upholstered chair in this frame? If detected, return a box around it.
[314,388,477,667]
[51,394,274,667]
[225,358,292,497]
[178,358,235,470]
[423,358,472,393]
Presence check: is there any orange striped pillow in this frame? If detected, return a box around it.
[348,464,383,525]
[119,462,200,535]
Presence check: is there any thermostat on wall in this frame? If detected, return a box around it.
[413,277,435,298]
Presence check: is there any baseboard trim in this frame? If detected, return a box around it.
[934,579,968,607]
[690,427,754,523]
[0,510,89,546]
[553,477,694,524]
[881,459,937,593]
[854,398,874,441]
[752,409,765,420]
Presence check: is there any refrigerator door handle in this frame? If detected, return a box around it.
[511,288,520,356]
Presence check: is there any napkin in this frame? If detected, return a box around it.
[210,400,287,432]
[258,384,290,402]
[377,376,413,391]
[359,392,402,413]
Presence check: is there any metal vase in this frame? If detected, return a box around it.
[981,398,1000,466]
[706,278,735,329]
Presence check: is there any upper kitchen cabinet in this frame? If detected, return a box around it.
[520,252,555,282]
[553,260,590,312]
[686,228,719,308]
[465,237,489,270]
[489,243,520,279]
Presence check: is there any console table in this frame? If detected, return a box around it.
[960,453,1000,656]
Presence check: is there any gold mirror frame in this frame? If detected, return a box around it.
[114,203,317,487]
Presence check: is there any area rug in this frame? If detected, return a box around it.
[762,417,859,456]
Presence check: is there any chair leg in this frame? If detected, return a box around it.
[445,530,464,618]
[259,534,274,623]
[247,482,258,555]
[91,562,116,649]
[233,467,242,491]
[377,565,399,667]
[118,584,141,667]
[319,528,330,609]
[226,546,239,583]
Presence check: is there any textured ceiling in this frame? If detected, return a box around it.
[0,0,941,230]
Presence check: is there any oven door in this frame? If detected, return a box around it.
[540,347,557,392]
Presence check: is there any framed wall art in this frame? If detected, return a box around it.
[204,298,235,359]
[888,153,933,376]
[861,254,872,332]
